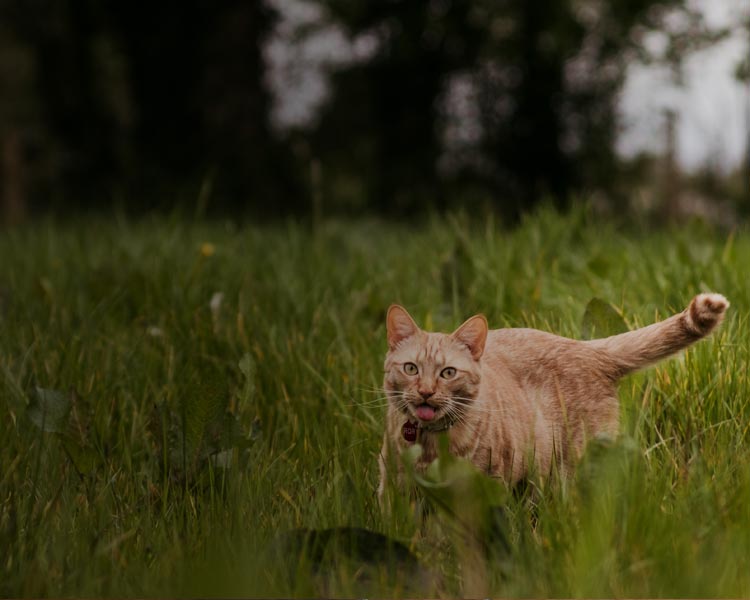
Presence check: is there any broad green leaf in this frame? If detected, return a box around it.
[209,413,259,455]
[239,353,255,381]
[60,433,97,475]
[182,368,227,453]
[238,353,256,411]
[581,298,628,340]
[277,526,421,579]
[402,443,423,467]
[27,387,71,433]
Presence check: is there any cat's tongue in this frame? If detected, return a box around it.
[416,404,436,421]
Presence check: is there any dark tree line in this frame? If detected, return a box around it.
[0,0,729,222]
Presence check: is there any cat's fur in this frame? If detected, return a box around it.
[378,294,728,495]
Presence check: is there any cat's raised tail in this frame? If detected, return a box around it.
[589,293,729,379]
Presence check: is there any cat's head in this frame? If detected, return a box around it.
[383,305,487,427]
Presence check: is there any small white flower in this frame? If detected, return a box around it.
[210,449,233,469]
[147,326,164,338]
[210,292,224,316]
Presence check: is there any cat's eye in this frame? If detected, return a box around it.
[403,362,418,375]
[440,367,457,379]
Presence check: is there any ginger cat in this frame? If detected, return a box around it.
[378,294,728,495]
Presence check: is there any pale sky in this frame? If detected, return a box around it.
[618,0,750,172]
[266,0,750,173]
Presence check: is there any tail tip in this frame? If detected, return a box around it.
[687,293,729,335]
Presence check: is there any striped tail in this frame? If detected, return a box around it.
[588,293,729,379]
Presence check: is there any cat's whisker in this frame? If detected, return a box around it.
[359,387,402,395]
[351,394,392,402]
[453,405,506,415]
[374,389,410,396]
[347,398,391,407]
[442,395,477,403]
[444,413,470,430]
[439,402,506,420]
[355,395,411,405]
[349,389,416,408]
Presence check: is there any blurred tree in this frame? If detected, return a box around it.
[315,0,486,215]
[201,1,307,215]
[0,0,114,219]
[6,0,122,213]
[0,0,304,217]
[109,0,305,215]
[735,12,750,211]
[478,0,727,219]
[0,0,732,220]
[474,0,583,218]
[313,0,724,220]
[0,14,36,224]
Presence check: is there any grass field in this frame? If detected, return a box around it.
[1,208,749,597]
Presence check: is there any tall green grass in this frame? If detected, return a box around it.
[0,208,748,596]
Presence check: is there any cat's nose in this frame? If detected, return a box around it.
[418,389,435,401]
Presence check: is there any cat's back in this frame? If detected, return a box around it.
[487,327,579,356]
[484,327,608,384]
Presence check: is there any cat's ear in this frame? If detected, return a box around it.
[451,314,488,360]
[386,305,420,350]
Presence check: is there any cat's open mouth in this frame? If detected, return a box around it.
[414,403,437,421]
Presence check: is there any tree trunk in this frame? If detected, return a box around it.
[1,130,26,225]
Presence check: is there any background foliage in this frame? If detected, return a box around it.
[0,0,744,221]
